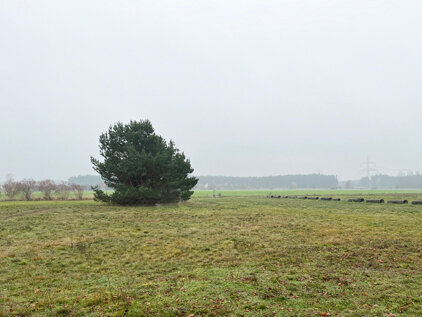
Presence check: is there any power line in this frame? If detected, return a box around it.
[361,157,376,179]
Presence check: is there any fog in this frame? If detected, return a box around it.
[1,0,422,182]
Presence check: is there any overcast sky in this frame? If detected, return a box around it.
[1,0,422,181]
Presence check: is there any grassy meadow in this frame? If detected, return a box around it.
[0,191,421,316]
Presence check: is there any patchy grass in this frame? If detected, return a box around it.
[0,195,421,316]
[0,191,96,201]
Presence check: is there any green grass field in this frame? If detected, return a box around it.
[0,192,421,316]
[1,189,422,201]
[193,189,422,198]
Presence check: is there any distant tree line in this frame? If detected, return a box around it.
[68,175,105,188]
[363,174,422,189]
[66,173,339,190]
[0,176,85,201]
[195,174,339,190]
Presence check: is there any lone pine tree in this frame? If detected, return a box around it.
[91,119,198,205]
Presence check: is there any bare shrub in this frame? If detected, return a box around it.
[55,182,71,200]
[3,176,22,199]
[38,179,56,200]
[71,184,84,200]
[20,179,36,201]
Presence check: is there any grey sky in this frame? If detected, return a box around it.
[1,0,422,181]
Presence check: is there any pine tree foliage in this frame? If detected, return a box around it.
[91,120,198,205]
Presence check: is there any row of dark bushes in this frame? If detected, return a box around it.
[268,195,422,204]
[0,177,86,201]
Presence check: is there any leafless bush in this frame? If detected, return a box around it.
[71,184,84,200]
[55,182,71,200]
[19,179,36,201]
[3,176,22,199]
[38,179,56,200]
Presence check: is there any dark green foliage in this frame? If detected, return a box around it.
[91,186,111,203]
[91,120,198,205]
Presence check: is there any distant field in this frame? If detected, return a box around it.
[1,189,422,201]
[193,189,422,198]
[0,194,421,316]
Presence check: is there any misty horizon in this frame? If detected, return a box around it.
[4,171,422,186]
